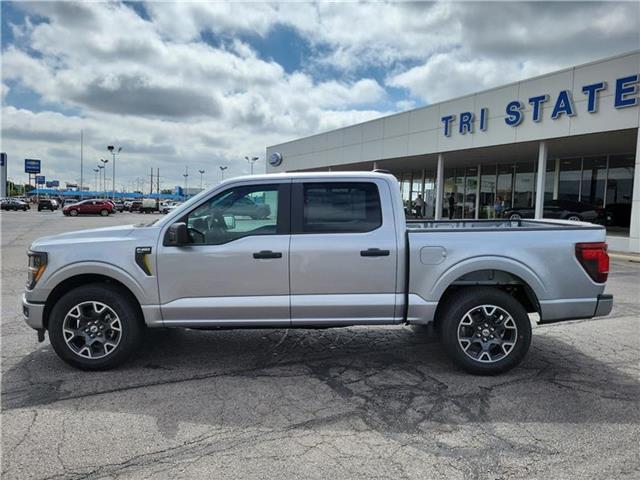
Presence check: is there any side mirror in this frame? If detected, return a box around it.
[165,222,190,246]
[223,215,236,229]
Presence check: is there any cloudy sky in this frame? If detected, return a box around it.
[1,1,639,190]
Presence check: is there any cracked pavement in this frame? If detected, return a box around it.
[2,211,639,479]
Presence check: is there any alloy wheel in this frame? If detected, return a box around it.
[62,301,122,359]
[457,305,518,363]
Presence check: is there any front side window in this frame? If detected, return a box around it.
[302,182,382,233]
[185,184,279,244]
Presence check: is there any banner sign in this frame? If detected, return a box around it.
[36,175,46,184]
[25,159,41,174]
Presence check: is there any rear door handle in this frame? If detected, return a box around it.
[253,250,282,259]
[360,248,390,257]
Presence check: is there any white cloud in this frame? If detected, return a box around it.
[1,1,638,187]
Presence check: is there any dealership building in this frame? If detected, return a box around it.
[267,51,640,253]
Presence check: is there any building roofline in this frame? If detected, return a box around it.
[267,49,640,149]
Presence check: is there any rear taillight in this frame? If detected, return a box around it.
[575,242,609,283]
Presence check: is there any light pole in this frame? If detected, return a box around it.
[99,159,109,198]
[219,166,228,181]
[198,169,205,190]
[107,146,122,201]
[97,165,105,197]
[245,156,258,175]
[93,168,99,193]
[183,166,189,200]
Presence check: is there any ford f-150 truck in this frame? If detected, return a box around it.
[22,171,613,374]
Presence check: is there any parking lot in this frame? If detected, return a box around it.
[1,209,639,480]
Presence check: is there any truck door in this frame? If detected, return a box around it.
[289,179,399,326]
[156,181,291,326]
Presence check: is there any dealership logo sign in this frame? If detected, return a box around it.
[440,74,639,137]
[269,151,283,167]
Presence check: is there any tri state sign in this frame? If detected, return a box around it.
[440,73,639,137]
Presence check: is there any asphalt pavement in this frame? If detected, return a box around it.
[1,209,639,479]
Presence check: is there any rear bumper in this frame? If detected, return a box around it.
[22,293,45,330]
[594,294,613,318]
[539,294,613,324]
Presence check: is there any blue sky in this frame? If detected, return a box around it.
[2,1,638,188]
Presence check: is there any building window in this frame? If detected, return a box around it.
[558,158,582,202]
[581,156,607,207]
[606,154,635,230]
[479,164,497,218]
[513,162,535,208]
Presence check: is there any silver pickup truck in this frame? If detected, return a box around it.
[23,171,613,374]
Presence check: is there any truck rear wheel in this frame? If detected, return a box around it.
[48,284,142,370]
[439,287,531,375]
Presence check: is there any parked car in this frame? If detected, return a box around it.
[161,202,182,214]
[22,172,612,373]
[128,200,143,212]
[1,198,30,211]
[140,198,159,213]
[112,201,125,213]
[62,199,114,216]
[37,199,56,212]
[502,200,607,223]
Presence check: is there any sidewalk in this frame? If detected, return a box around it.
[609,251,640,263]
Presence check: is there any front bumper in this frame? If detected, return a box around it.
[22,293,46,330]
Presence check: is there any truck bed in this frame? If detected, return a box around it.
[404,218,608,324]
[406,218,605,231]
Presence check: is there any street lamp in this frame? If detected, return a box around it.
[93,168,99,193]
[107,145,122,201]
[219,166,228,181]
[97,164,105,197]
[198,169,205,190]
[183,166,189,200]
[99,159,109,198]
[245,156,259,175]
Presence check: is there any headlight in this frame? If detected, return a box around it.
[27,251,47,290]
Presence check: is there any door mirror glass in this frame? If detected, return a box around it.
[165,222,190,245]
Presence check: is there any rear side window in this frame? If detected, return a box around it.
[302,182,382,233]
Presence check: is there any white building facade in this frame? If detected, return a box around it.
[267,51,640,253]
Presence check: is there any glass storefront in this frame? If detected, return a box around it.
[393,150,634,233]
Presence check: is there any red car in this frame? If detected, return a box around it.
[63,199,114,217]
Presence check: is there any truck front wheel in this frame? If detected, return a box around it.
[439,287,531,375]
[48,284,142,370]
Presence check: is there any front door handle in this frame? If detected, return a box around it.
[253,250,282,259]
[360,248,390,257]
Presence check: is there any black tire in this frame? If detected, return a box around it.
[100,209,109,216]
[48,284,143,370]
[439,287,532,375]
[69,209,78,216]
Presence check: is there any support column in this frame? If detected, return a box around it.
[373,162,378,170]
[534,141,548,219]
[629,127,640,253]
[553,157,560,200]
[475,164,481,219]
[435,154,444,220]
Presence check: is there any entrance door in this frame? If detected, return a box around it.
[289,179,399,326]
[157,182,291,327]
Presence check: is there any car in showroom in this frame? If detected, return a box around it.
[1,198,30,211]
[62,199,114,216]
[502,199,608,224]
